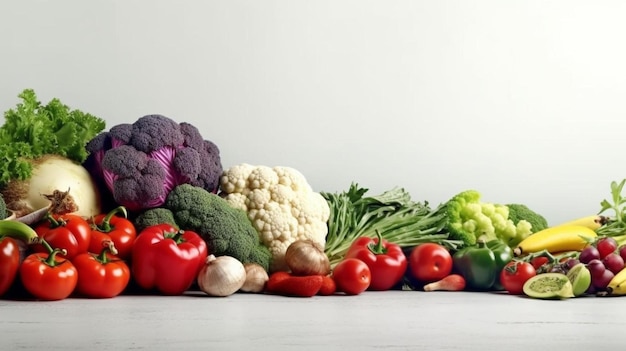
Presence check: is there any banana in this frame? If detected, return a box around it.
[607,267,626,296]
[513,224,597,256]
[0,219,39,244]
[554,215,609,231]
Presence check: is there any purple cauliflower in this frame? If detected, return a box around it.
[84,114,222,212]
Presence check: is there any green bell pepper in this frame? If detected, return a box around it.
[486,239,514,290]
[452,239,513,291]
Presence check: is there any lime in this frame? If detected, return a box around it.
[523,273,575,299]
[566,263,591,297]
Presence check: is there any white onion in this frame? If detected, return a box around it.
[197,255,246,297]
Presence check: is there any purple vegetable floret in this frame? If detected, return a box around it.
[84,114,222,212]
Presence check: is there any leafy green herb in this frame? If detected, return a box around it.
[596,179,626,237]
[322,183,463,266]
[0,89,106,186]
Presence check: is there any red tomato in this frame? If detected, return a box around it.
[89,206,137,260]
[332,258,371,295]
[409,243,453,282]
[73,248,131,299]
[20,252,78,301]
[500,261,537,295]
[34,214,91,260]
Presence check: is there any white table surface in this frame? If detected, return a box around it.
[0,289,621,350]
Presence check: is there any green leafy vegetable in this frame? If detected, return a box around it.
[596,179,626,237]
[0,89,106,187]
[322,183,463,266]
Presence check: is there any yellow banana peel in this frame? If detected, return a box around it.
[607,266,626,296]
[514,224,597,256]
[554,215,609,231]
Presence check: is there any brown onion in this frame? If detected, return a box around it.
[284,240,331,276]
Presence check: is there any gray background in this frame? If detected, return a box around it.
[1,0,624,225]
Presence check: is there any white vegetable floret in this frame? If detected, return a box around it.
[220,163,330,272]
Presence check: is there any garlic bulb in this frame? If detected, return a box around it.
[197,255,246,297]
[240,263,269,293]
[284,240,331,276]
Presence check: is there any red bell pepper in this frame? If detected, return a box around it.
[0,220,41,296]
[344,230,408,291]
[34,213,91,260]
[73,240,131,298]
[131,224,208,295]
[89,206,137,260]
[20,240,78,301]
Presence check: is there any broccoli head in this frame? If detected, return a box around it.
[84,114,223,212]
[135,184,271,271]
[133,207,179,232]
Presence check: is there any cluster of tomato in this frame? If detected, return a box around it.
[2,207,208,301]
[328,233,464,295]
[328,233,548,296]
[403,242,539,295]
[8,207,135,300]
[405,242,540,295]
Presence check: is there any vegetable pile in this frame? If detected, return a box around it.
[322,184,544,267]
[135,184,272,271]
[3,87,626,302]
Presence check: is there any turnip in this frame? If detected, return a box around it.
[0,89,106,219]
[2,154,101,218]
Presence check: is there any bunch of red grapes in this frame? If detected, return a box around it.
[578,237,626,293]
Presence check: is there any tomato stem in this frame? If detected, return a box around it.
[96,240,118,263]
[44,212,63,228]
[97,206,128,233]
[516,249,558,264]
[39,239,68,267]
[38,237,55,254]
[35,238,68,266]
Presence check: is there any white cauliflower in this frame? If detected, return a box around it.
[220,164,330,272]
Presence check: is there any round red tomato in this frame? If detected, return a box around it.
[409,243,452,282]
[500,261,536,295]
[332,258,371,295]
[73,252,131,298]
[20,252,78,301]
